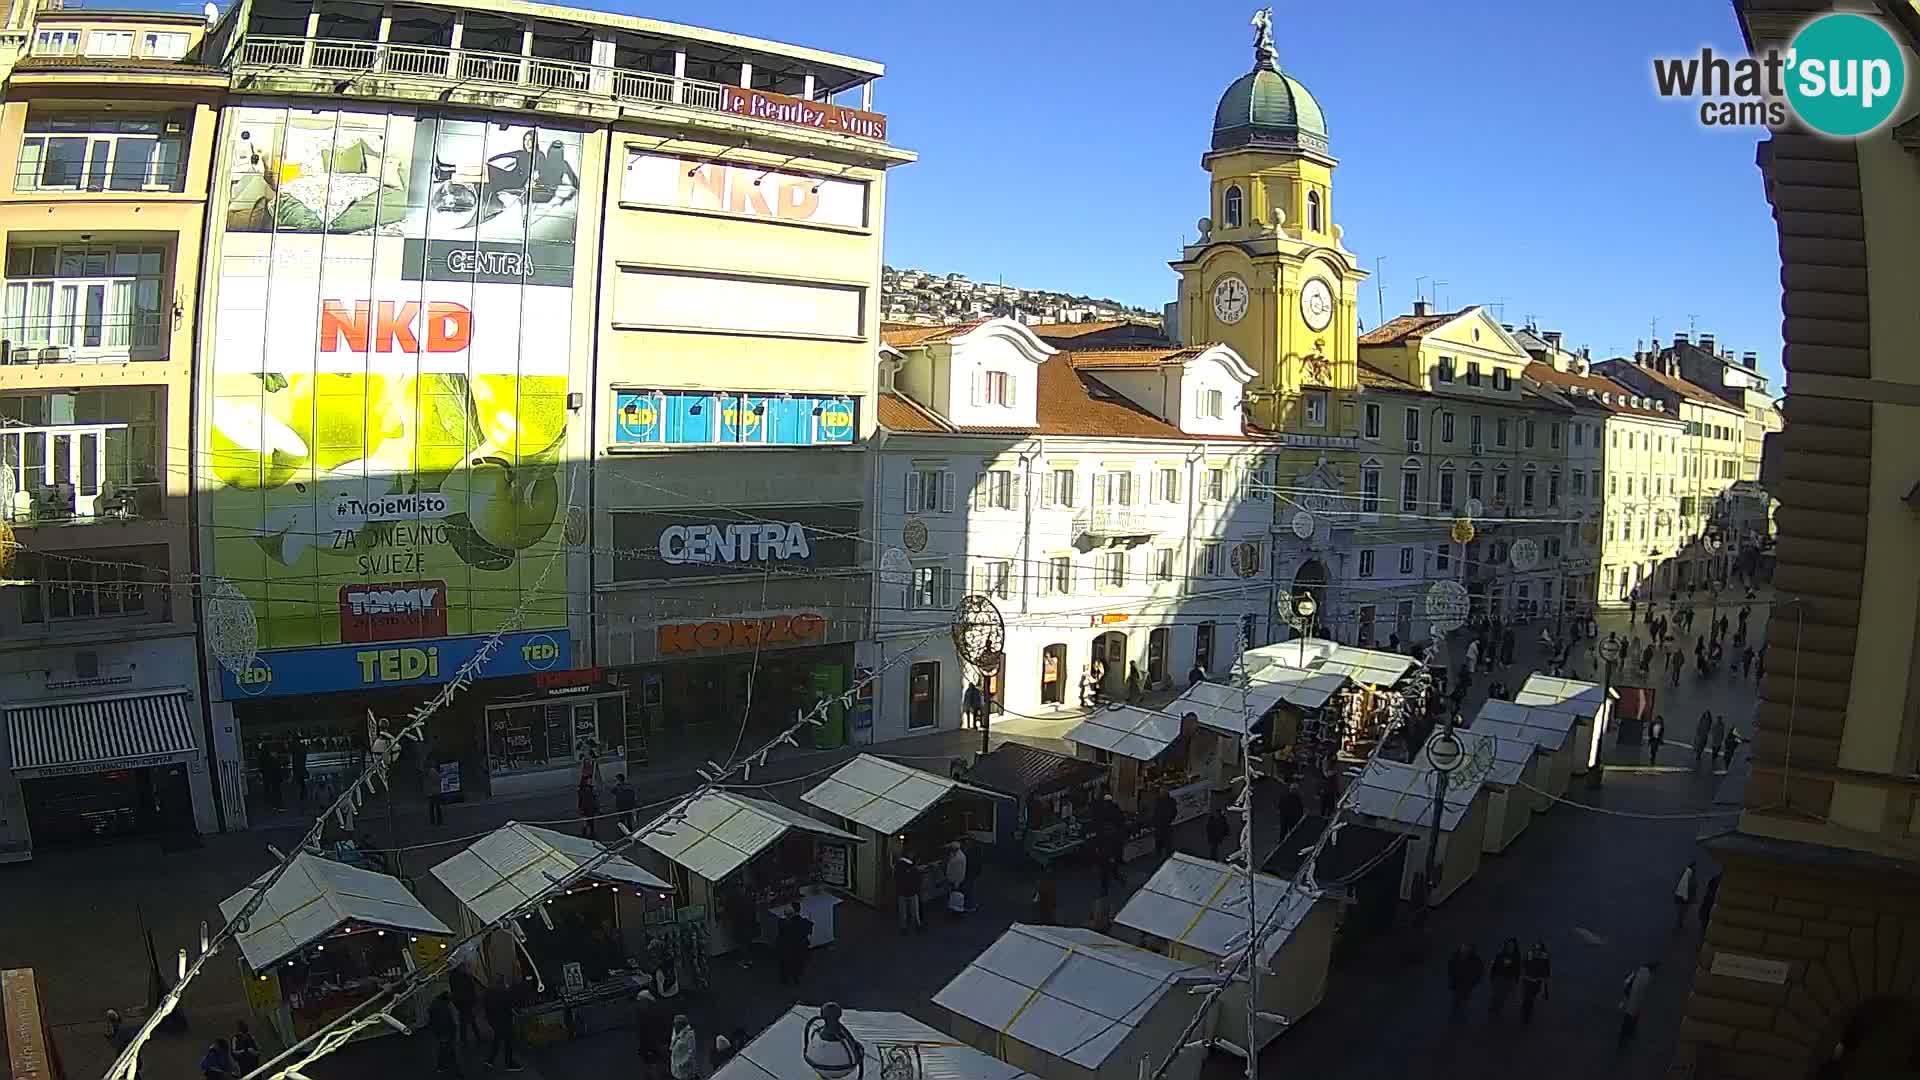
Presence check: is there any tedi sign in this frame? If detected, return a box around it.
[660,522,814,565]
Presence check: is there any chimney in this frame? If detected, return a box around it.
[1699,333,1716,353]
[1413,300,1431,317]
[1675,332,1689,347]
[1742,350,1758,365]
[1544,330,1563,351]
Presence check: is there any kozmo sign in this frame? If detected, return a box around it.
[718,85,888,142]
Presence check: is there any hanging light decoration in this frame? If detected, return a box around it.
[205,577,260,674]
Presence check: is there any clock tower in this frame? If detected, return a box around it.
[1171,8,1368,436]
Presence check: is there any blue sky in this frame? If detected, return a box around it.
[625,0,1785,384]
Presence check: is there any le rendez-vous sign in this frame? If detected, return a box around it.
[718,85,888,142]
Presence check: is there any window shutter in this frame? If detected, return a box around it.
[904,472,921,514]
[1009,469,1023,506]
[940,471,956,513]
[969,563,985,596]
[1006,377,1017,407]
[1041,470,1056,507]
[1168,470,1181,504]
[970,371,984,407]
[1147,469,1160,504]
[972,472,988,512]
[1092,473,1107,507]
[1121,472,1135,506]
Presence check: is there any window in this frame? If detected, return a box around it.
[1435,544,1451,571]
[1156,467,1181,504]
[1612,430,1620,448]
[1496,418,1510,447]
[1404,408,1421,444]
[1572,471,1586,496]
[1439,467,1456,510]
[1200,544,1220,577]
[1467,467,1484,501]
[980,370,1014,406]
[1363,403,1381,439]
[3,243,168,356]
[1303,391,1327,427]
[1441,411,1455,443]
[1195,623,1215,673]
[1223,185,1244,228]
[1466,362,1482,387]
[1040,556,1072,596]
[1400,469,1419,512]
[972,559,1013,600]
[911,564,953,610]
[18,552,149,622]
[905,468,953,513]
[1522,471,1536,507]
[0,389,163,522]
[1205,468,1226,502]
[1103,550,1127,588]
[86,30,132,57]
[1095,469,1134,506]
[142,31,189,59]
[1398,547,1415,574]
[1358,549,1376,578]
[1524,419,1536,448]
[33,29,79,55]
[1200,388,1225,419]
[1360,465,1381,514]
[972,468,1014,511]
[1494,469,1510,501]
[1154,548,1174,582]
[1573,424,1584,447]
[1626,476,1634,496]
[1045,468,1076,508]
[1549,472,1562,505]
[1306,189,1323,231]
[1609,474,1618,496]
[1436,356,1455,383]
[908,661,940,729]
[1469,415,1483,448]
[1493,369,1511,391]
[1549,423,1560,450]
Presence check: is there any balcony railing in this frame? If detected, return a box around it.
[0,422,163,525]
[1074,505,1165,542]
[1,313,169,364]
[235,36,863,136]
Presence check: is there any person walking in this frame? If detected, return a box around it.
[577,777,599,840]
[944,841,969,915]
[893,855,924,933]
[1698,871,1722,931]
[1710,715,1728,769]
[447,961,483,1045]
[1647,715,1666,765]
[1618,962,1657,1047]
[613,773,638,832]
[1487,938,1522,1017]
[1188,662,1206,688]
[230,1022,261,1074]
[200,1038,240,1080]
[1520,941,1552,1024]
[428,990,461,1075]
[257,745,285,813]
[1673,861,1697,929]
[1639,642,1655,677]
[1125,662,1143,703]
[1694,711,1714,769]
[961,682,984,730]
[669,1015,699,1080]
[1204,807,1231,862]
[1151,788,1177,859]
[484,975,523,1071]
[1721,724,1744,769]
[1031,868,1058,924]
[1669,650,1682,688]
[1446,943,1484,1023]
[1464,639,1480,674]
[1276,783,1305,846]
[775,908,812,985]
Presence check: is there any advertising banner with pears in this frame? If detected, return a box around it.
[208,104,582,699]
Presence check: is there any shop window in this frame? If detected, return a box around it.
[908,661,940,729]
[1039,644,1067,705]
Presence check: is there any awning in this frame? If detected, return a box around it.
[1347,759,1483,832]
[1243,639,1414,687]
[1064,705,1181,761]
[801,754,999,836]
[5,690,199,779]
[1512,674,1612,721]
[1173,671,1348,736]
[219,852,451,971]
[715,1005,1039,1080]
[640,791,861,884]
[1472,699,1577,749]
[430,822,672,925]
[1446,728,1534,787]
[1113,853,1318,968]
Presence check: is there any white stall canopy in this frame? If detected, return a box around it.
[1113,853,1317,968]
[1065,705,1182,761]
[1242,640,1415,688]
[933,924,1205,1072]
[802,754,1000,836]
[640,791,860,883]
[1471,700,1576,751]
[1173,672,1345,736]
[1512,674,1610,723]
[715,1005,1039,1080]
[429,822,672,924]
[1348,760,1484,832]
[218,852,451,971]
[1445,729,1534,788]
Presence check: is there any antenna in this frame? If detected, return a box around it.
[1687,313,1700,337]
[1433,280,1449,310]
[1414,275,1430,304]
[1373,256,1386,327]
[1650,316,1659,345]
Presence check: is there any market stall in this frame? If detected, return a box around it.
[1263,816,1406,943]
[1064,704,1210,822]
[637,791,860,957]
[715,1005,1039,1080]
[1243,640,1416,688]
[425,821,673,1039]
[960,743,1108,867]
[1512,674,1616,777]
[219,852,452,1046]
[1346,759,1488,906]
[800,754,1004,909]
[1469,699,1579,806]
[1171,670,1347,787]
[1446,728,1539,854]
[933,924,1209,1080]
[1112,853,1333,1058]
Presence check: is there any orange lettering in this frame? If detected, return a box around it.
[319,300,369,352]
[764,616,791,644]
[694,622,730,650]
[426,301,471,352]
[680,164,729,212]
[790,613,826,641]
[375,301,419,353]
[728,178,773,219]
[776,179,820,221]
[658,623,696,655]
[729,620,762,648]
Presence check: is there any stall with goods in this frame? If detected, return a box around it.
[1346,758,1489,906]
[1170,669,1346,787]
[1512,674,1615,777]
[800,754,1004,909]
[1064,705,1209,822]
[1112,853,1333,1058]
[1469,699,1579,805]
[636,791,860,957]
[714,1005,1039,1080]
[1263,816,1407,944]
[933,924,1209,1080]
[220,853,452,1045]
[960,743,1108,867]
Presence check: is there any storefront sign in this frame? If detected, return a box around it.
[2,969,52,1080]
[439,761,462,795]
[1091,613,1130,626]
[220,630,571,698]
[19,751,196,780]
[622,152,869,228]
[718,85,888,142]
[656,613,827,656]
[401,238,575,287]
[534,667,604,691]
[661,521,813,565]
[611,504,860,581]
[1709,952,1791,985]
[340,580,450,643]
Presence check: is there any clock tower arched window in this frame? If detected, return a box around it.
[1223,185,1244,228]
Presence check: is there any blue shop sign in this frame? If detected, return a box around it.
[221,631,571,699]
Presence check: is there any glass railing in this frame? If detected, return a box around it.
[0,422,164,524]
[1,312,169,363]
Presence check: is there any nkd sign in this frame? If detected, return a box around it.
[612,503,860,581]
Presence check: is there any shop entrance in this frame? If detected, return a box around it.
[1146,628,1169,688]
[1093,631,1128,697]
[1195,622,1215,675]
[484,691,628,786]
[1039,643,1067,705]
[21,762,194,847]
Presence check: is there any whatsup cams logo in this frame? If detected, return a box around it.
[1654,12,1908,136]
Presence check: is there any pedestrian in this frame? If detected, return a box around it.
[1031,867,1058,924]
[230,1022,261,1073]
[1205,807,1230,862]
[1520,941,1552,1024]
[578,740,602,790]
[962,682,984,730]
[1188,662,1206,688]
[1755,648,1766,683]
[1488,938,1522,1016]
[1618,962,1657,1046]
[710,1035,736,1071]
[1721,724,1744,769]
[577,778,599,840]
[649,948,683,1014]
[485,975,523,1071]
[1500,629,1515,666]
[1694,711,1714,768]
[1698,871,1722,930]
[1710,715,1728,769]
[669,1015,699,1080]
[1094,796,1124,894]
[448,961,482,1044]
[200,1038,240,1080]
[1647,714,1666,765]
[257,745,284,812]
[1465,639,1480,673]
[1317,757,1338,817]
[614,773,638,831]
[1126,661,1143,702]
[945,840,969,914]
[1739,646,1755,678]
[428,990,460,1075]
[1276,782,1305,846]
[1152,787,1177,859]
[1639,643,1655,676]
[1673,860,1697,929]
[775,908,812,985]
[894,855,924,933]
[1629,596,1637,623]
[1446,943,1484,1023]
[1669,650,1682,688]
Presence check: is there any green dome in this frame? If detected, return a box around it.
[1212,61,1329,156]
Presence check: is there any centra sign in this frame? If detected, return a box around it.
[660,522,813,565]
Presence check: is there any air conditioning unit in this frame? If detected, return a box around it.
[75,651,100,680]
[1407,437,1423,452]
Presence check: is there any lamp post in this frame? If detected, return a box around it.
[1590,636,1622,790]
[803,1002,923,1080]
[1422,724,1464,906]
[1294,593,1318,668]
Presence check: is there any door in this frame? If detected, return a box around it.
[1040,644,1066,705]
[908,661,939,729]
[1396,600,1414,644]
[1095,631,1127,696]
[1147,628,1169,687]
[1195,622,1214,674]
[1357,605,1376,647]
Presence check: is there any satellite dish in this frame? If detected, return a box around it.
[1509,538,1541,571]
[1463,497,1485,519]
[1290,510,1315,540]
[1425,580,1470,633]
[878,547,912,588]
[204,0,218,23]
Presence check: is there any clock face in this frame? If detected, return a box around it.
[1212,275,1249,325]
[1300,278,1335,331]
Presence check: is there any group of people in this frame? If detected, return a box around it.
[1646,711,1743,769]
[567,744,639,840]
[424,965,532,1075]
[1445,940,1555,1024]
[196,1022,262,1079]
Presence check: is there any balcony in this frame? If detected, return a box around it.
[0,423,164,525]
[233,37,890,144]
[1074,506,1164,544]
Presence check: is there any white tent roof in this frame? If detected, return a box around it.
[1112,853,1318,969]
[1246,666,1349,709]
[429,822,671,924]
[713,1006,1039,1080]
[1064,705,1181,761]
[218,852,451,971]
[1447,728,1535,787]
[1472,699,1577,748]
[1243,639,1413,687]
[1513,674,1610,721]
[1173,672,1346,736]
[640,791,861,884]
[933,924,1205,1070]
[1348,759,1483,832]
[801,754,998,836]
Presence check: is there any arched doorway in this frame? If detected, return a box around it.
[1092,631,1127,697]
[1039,643,1067,706]
[1290,559,1329,638]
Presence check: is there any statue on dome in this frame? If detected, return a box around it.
[1251,7,1278,67]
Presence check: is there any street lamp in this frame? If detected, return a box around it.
[1590,636,1622,790]
[804,1004,865,1079]
[1294,593,1318,667]
[1422,725,1465,898]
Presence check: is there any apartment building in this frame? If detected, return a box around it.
[1349,364,1462,645]
[867,319,1275,731]
[1662,332,1783,555]
[0,3,224,861]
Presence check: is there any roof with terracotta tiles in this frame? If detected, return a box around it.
[1356,364,1421,392]
[1357,309,1469,346]
[880,321,985,347]
[879,359,1267,442]
[1524,363,1678,421]
[1066,346,1206,370]
[1023,320,1135,340]
[1601,360,1743,413]
[876,392,954,434]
